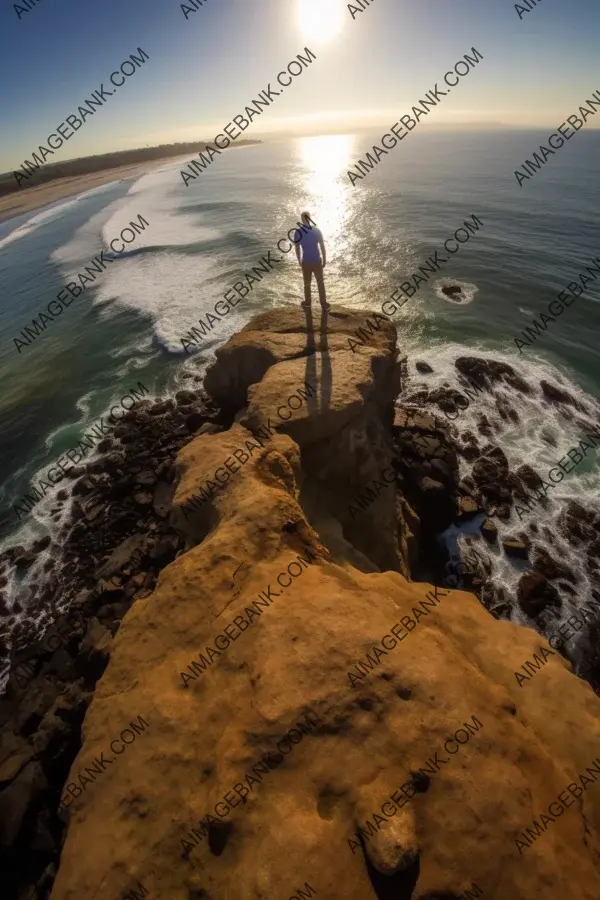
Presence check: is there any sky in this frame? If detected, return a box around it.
[1,0,599,173]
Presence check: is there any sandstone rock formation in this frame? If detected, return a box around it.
[12,309,600,899]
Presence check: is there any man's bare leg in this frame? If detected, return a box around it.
[301,263,312,308]
[315,263,330,311]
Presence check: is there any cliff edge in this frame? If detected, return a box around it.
[49,308,600,900]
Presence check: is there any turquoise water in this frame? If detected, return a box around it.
[0,129,599,578]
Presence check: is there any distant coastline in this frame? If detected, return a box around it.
[0,139,261,225]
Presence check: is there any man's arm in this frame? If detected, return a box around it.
[318,232,326,267]
[294,230,302,266]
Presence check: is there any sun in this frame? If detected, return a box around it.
[297,0,345,45]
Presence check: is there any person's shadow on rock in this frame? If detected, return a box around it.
[302,306,332,415]
[319,308,332,413]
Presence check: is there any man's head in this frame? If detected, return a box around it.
[301,210,312,226]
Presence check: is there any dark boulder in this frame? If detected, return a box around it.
[540,380,586,412]
[517,572,561,617]
[502,537,529,560]
[185,411,205,433]
[481,519,498,544]
[415,361,433,374]
[458,496,479,519]
[531,546,577,584]
[558,500,595,544]
[476,415,494,438]
[472,447,511,504]
[175,390,197,406]
[32,536,51,554]
[442,284,463,298]
[14,552,36,571]
[455,356,532,394]
[148,399,175,416]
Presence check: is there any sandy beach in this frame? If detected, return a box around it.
[0,160,162,225]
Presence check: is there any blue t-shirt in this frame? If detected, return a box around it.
[294,226,323,264]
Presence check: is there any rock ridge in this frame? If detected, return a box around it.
[2,308,600,900]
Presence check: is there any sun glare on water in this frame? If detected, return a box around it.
[297,0,345,45]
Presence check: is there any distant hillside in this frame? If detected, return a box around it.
[0,140,261,198]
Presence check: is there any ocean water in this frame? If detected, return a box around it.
[1,130,599,656]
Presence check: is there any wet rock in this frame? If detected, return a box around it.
[455,356,532,394]
[540,430,558,448]
[531,546,577,584]
[133,491,153,507]
[149,399,175,416]
[175,390,197,406]
[472,447,511,504]
[103,451,127,474]
[459,475,476,494]
[415,361,433,374]
[3,545,25,562]
[558,581,577,596]
[477,415,494,438]
[32,536,51,554]
[559,500,596,544]
[540,380,586,411]
[496,397,520,424]
[428,386,463,415]
[458,497,479,518]
[480,582,508,615]
[394,409,440,433]
[588,539,600,570]
[72,476,96,497]
[461,443,480,461]
[442,284,462,298]
[481,519,498,544]
[185,411,205,433]
[502,537,529,560]
[517,572,561,617]
[65,466,86,479]
[515,464,542,494]
[14,552,36,571]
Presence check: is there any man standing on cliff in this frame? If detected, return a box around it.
[294,211,330,312]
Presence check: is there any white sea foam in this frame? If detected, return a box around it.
[406,339,600,641]
[0,196,82,251]
[48,162,244,353]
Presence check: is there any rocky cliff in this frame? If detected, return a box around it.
[5,308,600,900]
